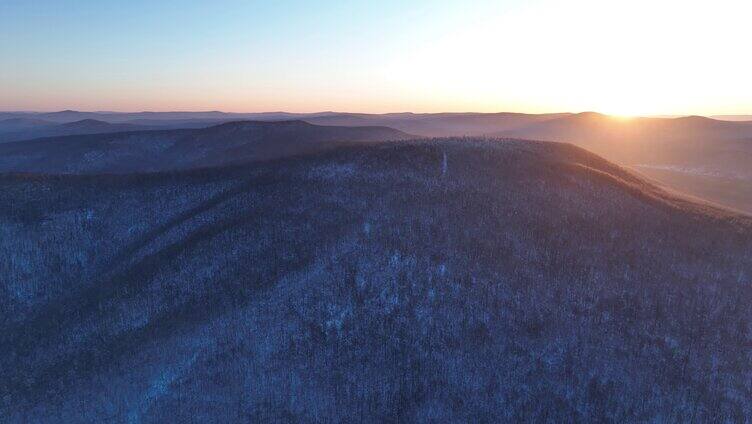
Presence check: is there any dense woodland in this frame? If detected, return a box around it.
[2,138,752,422]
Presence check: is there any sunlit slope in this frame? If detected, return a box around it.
[496,113,752,165]
[493,112,752,214]
[2,139,751,422]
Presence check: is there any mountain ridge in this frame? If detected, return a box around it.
[0,120,414,174]
[3,138,751,421]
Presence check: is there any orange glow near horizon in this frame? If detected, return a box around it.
[1,0,751,116]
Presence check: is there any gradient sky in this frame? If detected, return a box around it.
[2,0,751,115]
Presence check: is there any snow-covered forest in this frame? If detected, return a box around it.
[2,139,752,422]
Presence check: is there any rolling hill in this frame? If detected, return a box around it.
[303,112,569,137]
[0,119,158,144]
[491,112,752,214]
[494,112,752,152]
[2,138,751,422]
[0,111,351,144]
[3,109,752,212]
[0,110,569,138]
[0,117,55,132]
[0,110,343,124]
[713,115,752,122]
[0,120,412,174]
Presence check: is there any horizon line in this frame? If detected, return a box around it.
[2,109,751,118]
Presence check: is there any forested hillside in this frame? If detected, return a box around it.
[2,139,751,422]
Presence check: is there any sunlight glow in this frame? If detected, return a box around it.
[385,0,752,116]
[1,0,750,114]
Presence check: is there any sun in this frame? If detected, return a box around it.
[598,98,648,119]
[606,112,638,121]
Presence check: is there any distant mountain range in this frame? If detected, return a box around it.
[490,112,752,167]
[2,109,751,141]
[712,115,752,121]
[0,120,412,174]
[0,110,342,125]
[483,112,752,214]
[3,109,751,140]
[0,110,570,141]
[0,119,162,143]
[302,112,570,137]
[2,109,752,213]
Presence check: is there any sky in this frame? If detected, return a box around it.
[1,0,751,116]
